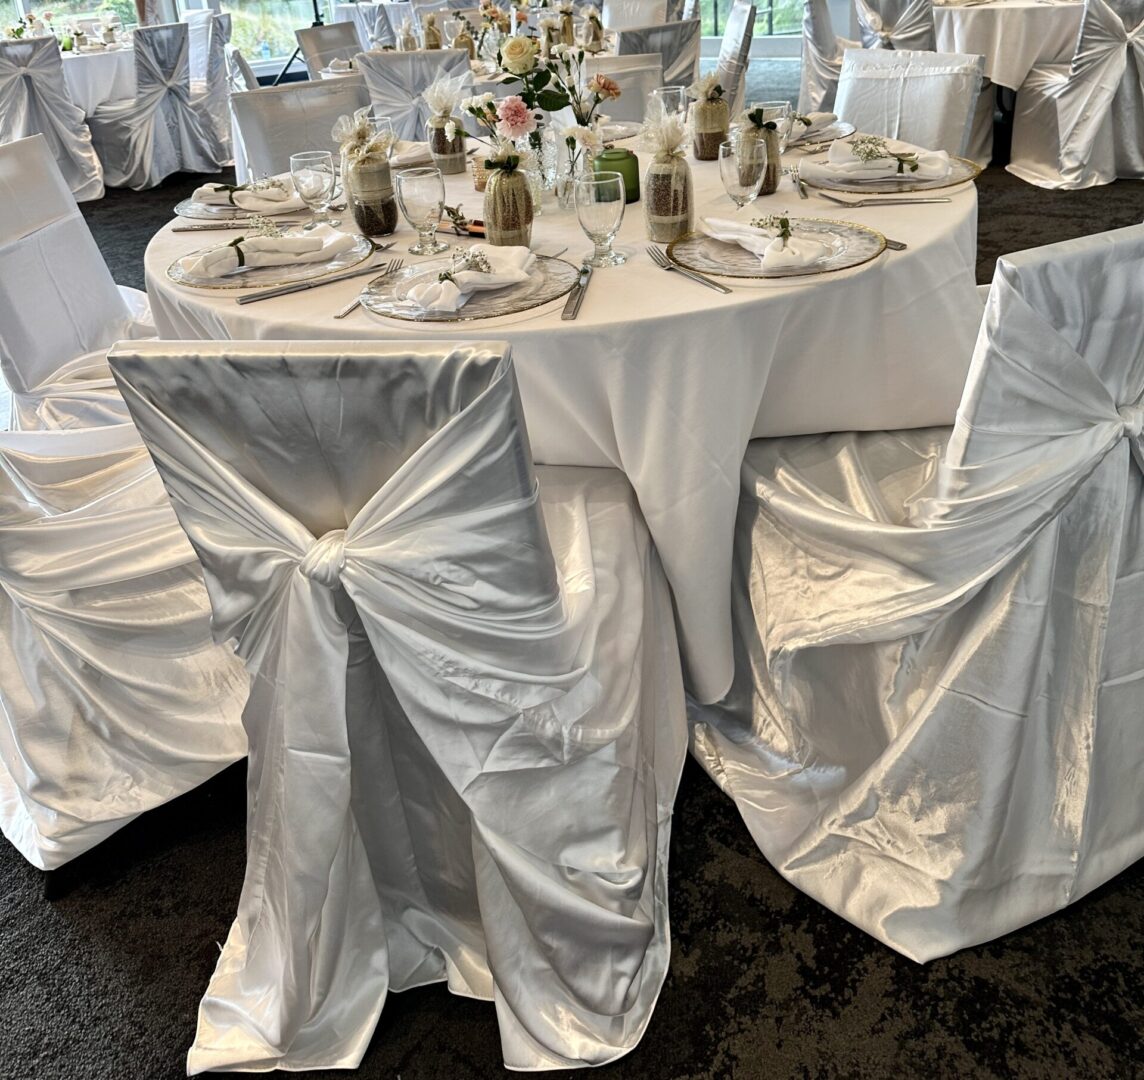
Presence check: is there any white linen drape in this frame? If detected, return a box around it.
[108,340,686,1073]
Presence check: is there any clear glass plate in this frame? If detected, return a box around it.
[599,121,642,143]
[361,255,580,321]
[173,197,299,221]
[800,155,982,193]
[787,120,856,148]
[166,234,373,290]
[667,218,887,279]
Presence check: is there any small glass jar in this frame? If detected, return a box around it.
[593,147,639,203]
[471,156,489,192]
[484,167,533,246]
[346,156,398,236]
[691,97,729,161]
[643,153,692,242]
[427,115,467,174]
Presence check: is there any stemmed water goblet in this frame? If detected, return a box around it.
[395,167,450,254]
[575,171,626,267]
[289,150,339,229]
[649,86,688,124]
[718,139,767,210]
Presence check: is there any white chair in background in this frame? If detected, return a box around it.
[693,224,1144,963]
[88,22,227,190]
[854,0,936,50]
[230,78,369,180]
[108,339,686,1075]
[835,48,984,157]
[713,0,756,113]
[184,8,213,83]
[1008,0,1144,189]
[0,135,152,431]
[585,53,664,121]
[197,13,232,162]
[224,41,258,182]
[369,7,397,47]
[357,48,471,139]
[295,21,364,78]
[602,0,668,29]
[799,0,858,113]
[0,37,103,202]
[615,19,701,87]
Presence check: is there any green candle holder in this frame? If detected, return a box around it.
[593,148,640,204]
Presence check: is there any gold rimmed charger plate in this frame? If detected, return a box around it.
[360,255,581,322]
[788,120,856,149]
[166,234,373,290]
[173,197,303,221]
[667,218,887,280]
[800,155,982,194]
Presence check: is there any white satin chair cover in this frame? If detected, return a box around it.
[615,19,700,86]
[714,0,756,113]
[0,421,249,870]
[835,48,984,157]
[0,135,152,431]
[224,41,257,183]
[231,78,369,179]
[296,21,363,78]
[357,48,472,139]
[107,339,686,1074]
[799,0,859,112]
[585,53,664,120]
[201,13,232,161]
[692,224,1144,963]
[369,8,397,47]
[0,37,103,202]
[1008,0,1144,189]
[602,0,668,29]
[88,23,226,190]
[855,0,936,50]
[185,9,213,83]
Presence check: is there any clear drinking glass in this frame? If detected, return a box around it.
[356,107,396,157]
[444,16,462,44]
[575,171,626,267]
[649,85,688,123]
[751,100,793,153]
[718,138,767,210]
[395,167,450,254]
[289,150,339,229]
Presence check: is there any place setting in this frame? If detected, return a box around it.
[798,133,983,193]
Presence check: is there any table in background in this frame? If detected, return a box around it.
[144,154,983,703]
[334,1,414,47]
[62,46,135,114]
[933,0,1083,90]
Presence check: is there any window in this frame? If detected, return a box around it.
[700,0,799,38]
[5,0,138,32]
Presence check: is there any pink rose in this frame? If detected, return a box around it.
[495,95,537,140]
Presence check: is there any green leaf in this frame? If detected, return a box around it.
[531,67,551,90]
[536,88,570,112]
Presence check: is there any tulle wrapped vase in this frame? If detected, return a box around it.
[427,115,467,174]
[454,28,475,58]
[559,10,575,43]
[484,165,533,247]
[742,125,781,195]
[692,97,729,161]
[643,111,693,242]
[347,155,398,236]
[423,14,442,47]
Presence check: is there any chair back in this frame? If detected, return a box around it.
[0,37,103,201]
[231,78,370,176]
[184,8,213,82]
[585,53,664,121]
[835,48,983,156]
[357,48,471,138]
[615,18,700,86]
[0,136,132,397]
[799,0,852,112]
[602,0,668,28]
[854,0,936,50]
[296,21,363,78]
[714,0,755,113]
[132,22,191,100]
[225,42,258,92]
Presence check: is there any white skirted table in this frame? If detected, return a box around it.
[61,46,135,114]
[933,0,1084,90]
[143,154,983,703]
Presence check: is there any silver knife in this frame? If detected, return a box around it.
[172,219,302,232]
[561,263,592,320]
[236,261,392,305]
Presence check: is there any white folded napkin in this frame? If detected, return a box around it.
[179,224,357,279]
[190,178,307,214]
[327,56,353,71]
[390,140,433,167]
[800,135,951,183]
[405,245,536,312]
[788,111,836,143]
[702,217,832,271]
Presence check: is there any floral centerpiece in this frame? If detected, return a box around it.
[482,138,535,246]
[332,111,399,235]
[463,90,536,191]
[642,108,693,242]
[422,73,469,173]
[738,106,781,194]
[688,73,728,160]
[547,46,619,205]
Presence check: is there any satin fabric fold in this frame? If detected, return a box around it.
[798,0,858,113]
[693,225,1144,962]
[108,341,686,1073]
[357,49,472,141]
[855,0,937,50]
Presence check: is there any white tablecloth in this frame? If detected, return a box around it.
[933,0,1083,90]
[143,154,982,703]
[62,46,135,114]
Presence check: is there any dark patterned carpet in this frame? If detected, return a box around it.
[3,150,1144,1080]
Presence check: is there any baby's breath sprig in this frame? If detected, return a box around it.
[750,214,792,247]
[849,134,919,174]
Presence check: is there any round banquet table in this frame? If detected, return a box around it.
[933,0,1083,90]
[144,153,983,704]
[61,46,135,115]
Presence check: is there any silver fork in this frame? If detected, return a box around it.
[334,258,403,318]
[646,246,732,294]
[790,162,809,200]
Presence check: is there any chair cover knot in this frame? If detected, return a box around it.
[1119,403,1144,439]
[299,529,346,588]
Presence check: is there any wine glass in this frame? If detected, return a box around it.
[395,167,450,254]
[289,150,339,229]
[575,171,626,267]
[443,16,462,44]
[751,100,793,153]
[355,106,396,157]
[718,139,767,210]
[649,86,688,123]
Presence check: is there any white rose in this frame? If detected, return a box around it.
[501,34,537,75]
